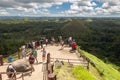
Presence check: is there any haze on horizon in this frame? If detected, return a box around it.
[0,0,120,17]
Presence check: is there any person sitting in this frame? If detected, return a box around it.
[8,56,14,63]
[6,64,16,80]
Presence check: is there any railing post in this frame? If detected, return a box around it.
[0,55,3,66]
[87,60,90,70]
[68,59,70,64]
[22,73,24,80]
[47,53,50,63]
[47,53,50,71]
[0,73,2,80]
[18,52,20,59]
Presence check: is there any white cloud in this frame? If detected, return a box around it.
[0,9,9,15]
[70,4,79,10]
[61,0,95,17]
[0,0,119,17]
[102,2,109,8]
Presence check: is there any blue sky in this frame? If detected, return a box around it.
[92,0,103,8]
[0,0,120,17]
[48,2,72,14]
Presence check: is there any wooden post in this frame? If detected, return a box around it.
[87,60,89,70]
[51,64,54,73]
[47,53,50,63]
[18,52,20,59]
[14,72,17,80]
[18,48,21,59]
[22,73,24,80]
[47,53,50,71]
[0,73,2,80]
[68,59,70,65]
[0,55,3,66]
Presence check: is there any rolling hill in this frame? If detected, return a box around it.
[62,19,90,34]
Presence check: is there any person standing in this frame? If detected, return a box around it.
[29,53,35,73]
[72,40,77,51]
[60,40,64,50]
[32,48,38,64]
[39,39,43,49]
[45,38,48,46]
[68,37,72,47]
[42,47,47,63]
[32,41,35,49]
[21,47,26,59]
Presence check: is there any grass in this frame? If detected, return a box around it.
[54,63,96,80]
[79,49,120,80]
[107,63,120,72]
[54,64,76,80]
[89,63,103,80]
[72,66,96,80]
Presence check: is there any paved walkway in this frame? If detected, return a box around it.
[0,44,86,80]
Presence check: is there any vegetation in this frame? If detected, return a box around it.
[54,63,96,80]
[0,18,120,66]
[72,66,96,80]
[0,17,120,79]
[78,49,120,80]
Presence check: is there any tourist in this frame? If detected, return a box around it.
[28,53,35,73]
[32,48,38,64]
[32,41,35,49]
[21,47,26,59]
[42,47,46,63]
[6,64,16,80]
[72,39,77,51]
[60,40,64,50]
[39,39,43,49]
[68,37,72,47]
[45,38,48,46]
[8,55,14,63]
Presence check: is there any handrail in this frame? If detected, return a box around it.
[0,72,23,74]
[50,57,88,67]
[0,72,24,80]
[50,57,83,61]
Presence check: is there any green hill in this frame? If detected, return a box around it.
[62,19,90,34]
[78,48,120,80]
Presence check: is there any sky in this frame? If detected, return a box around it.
[0,0,120,17]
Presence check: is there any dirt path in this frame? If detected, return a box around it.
[0,44,85,80]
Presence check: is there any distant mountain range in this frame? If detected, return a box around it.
[0,16,120,20]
